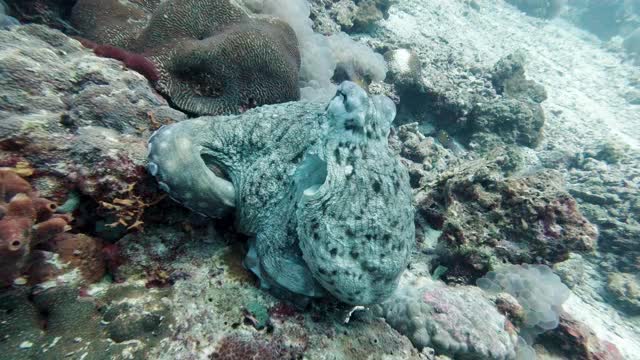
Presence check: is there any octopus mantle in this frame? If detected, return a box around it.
[147,82,414,305]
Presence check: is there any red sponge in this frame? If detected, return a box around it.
[75,37,160,82]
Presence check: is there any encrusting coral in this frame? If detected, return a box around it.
[0,169,105,287]
[147,81,414,305]
[71,0,301,115]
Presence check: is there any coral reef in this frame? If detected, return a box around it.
[391,123,460,190]
[460,51,547,148]
[413,151,596,281]
[148,81,414,305]
[308,0,397,33]
[374,272,518,359]
[552,253,586,288]
[350,0,396,32]
[71,0,301,115]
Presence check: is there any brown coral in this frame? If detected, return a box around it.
[71,0,301,115]
[0,169,105,287]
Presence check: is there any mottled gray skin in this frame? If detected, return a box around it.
[147,82,414,305]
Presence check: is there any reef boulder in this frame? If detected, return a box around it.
[0,24,184,217]
[413,150,597,281]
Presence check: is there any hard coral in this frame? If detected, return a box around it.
[71,0,301,115]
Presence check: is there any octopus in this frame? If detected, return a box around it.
[147,82,415,305]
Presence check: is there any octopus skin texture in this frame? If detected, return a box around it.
[147,82,415,305]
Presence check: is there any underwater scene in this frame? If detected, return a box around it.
[0,0,639,359]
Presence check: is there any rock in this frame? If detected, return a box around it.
[537,312,624,360]
[388,48,547,149]
[414,151,596,282]
[567,146,640,272]
[0,24,186,208]
[606,272,640,314]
